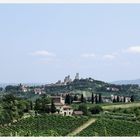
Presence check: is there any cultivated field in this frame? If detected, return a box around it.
[77,118,140,136]
[103,102,140,110]
[0,115,89,136]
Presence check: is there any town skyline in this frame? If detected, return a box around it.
[1,4,140,83]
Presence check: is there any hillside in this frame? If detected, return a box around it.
[45,78,140,100]
[1,78,140,100]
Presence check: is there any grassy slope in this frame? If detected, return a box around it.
[102,102,140,110]
[77,118,140,136]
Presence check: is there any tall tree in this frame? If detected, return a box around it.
[123,96,126,103]
[78,104,88,115]
[65,94,71,104]
[117,96,120,102]
[81,94,84,103]
[91,93,94,104]
[131,95,134,102]
[99,93,102,103]
[95,94,98,104]
[51,99,56,113]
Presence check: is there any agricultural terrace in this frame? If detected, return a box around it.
[0,115,89,136]
[77,118,140,136]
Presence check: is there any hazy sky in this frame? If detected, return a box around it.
[0,4,140,83]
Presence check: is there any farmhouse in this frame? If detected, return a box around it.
[50,96,73,116]
[59,105,73,116]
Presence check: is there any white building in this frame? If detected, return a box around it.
[59,106,73,116]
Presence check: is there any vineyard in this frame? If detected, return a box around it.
[0,115,89,136]
[77,118,140,136]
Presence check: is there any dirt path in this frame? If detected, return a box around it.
[67,118,96,136]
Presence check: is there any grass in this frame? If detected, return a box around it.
[103,102,140,110]
[71,102,140,110]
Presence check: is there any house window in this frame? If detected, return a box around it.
[64,112,66,116]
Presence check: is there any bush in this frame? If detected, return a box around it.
[78,104,88,115]
[89,105,103,114]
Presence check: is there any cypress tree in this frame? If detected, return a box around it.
[99,93,102,103]
[131,95,134,102]
[51,99,56,113]
[123,96,126,103]
[117,96,120,102]
[65,94,71,104]
[91,93,94,104]
[81,94,84,103]
[65,94,68,104]
[95,94,98,104]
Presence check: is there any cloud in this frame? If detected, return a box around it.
[81,53,96,58]
[30,50,55,57]
[124,46,140,54]
[103,54,116,60]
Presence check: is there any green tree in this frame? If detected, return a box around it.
[123,97,126,103]
[131,95,134,102]
[99,93,102,103]
[81,94,84,103]
[117,96,120,102]
[95,94,98,104]
[51,99,56,113]
[91,93,94,104]
[78,104,88,115]
[34,99,42,111]
[65,94,72,104]
[73,95,78,101]
[89,105,103,114]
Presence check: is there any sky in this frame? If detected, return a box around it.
[0,4,140,83]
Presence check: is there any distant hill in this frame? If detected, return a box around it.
[111,79,140,85]
[0,83,45,88]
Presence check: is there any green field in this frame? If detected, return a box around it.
[0,115,89,136]
[71,102,140,110]
[103,102,140,110]
[77,118,140,136]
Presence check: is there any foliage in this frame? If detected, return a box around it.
[91,93,94,104]
[0,94,31,125]
[78,104,88,115]
[50,99,56,113]
[34,95,51,113]
[77,118,140,136]
[65,94,72,104]
[89,105,103,114]
[0,115,88,136]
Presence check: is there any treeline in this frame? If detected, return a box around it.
[64,93,103,104]
[0,94,33,125]
[0,94,59,125]
[34,94,56,114]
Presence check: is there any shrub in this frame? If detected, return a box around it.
[89,105,103,114]
[78,104,88,115]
